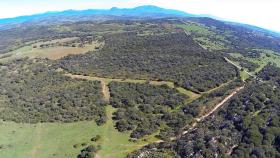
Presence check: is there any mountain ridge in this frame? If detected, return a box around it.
[0,5,279,36]
[0,5,194,24]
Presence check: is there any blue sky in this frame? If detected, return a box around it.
[0,0,279,32]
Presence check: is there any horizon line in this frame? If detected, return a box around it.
[0,5,279,34]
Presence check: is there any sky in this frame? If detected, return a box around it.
[0,0,279,32]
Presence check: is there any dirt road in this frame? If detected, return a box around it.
[180,86,244,136]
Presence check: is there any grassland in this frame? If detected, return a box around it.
[230,49,280,73]
[0,38,102,63]
[240,70,250,81]
[194,37,226,50]
[177,22,214,36]
[177,22,228,51]
[0,106,159,158]
[176,87,200,103]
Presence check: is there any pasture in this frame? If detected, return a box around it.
[0,106,158,158]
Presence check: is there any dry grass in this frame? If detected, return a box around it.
[0,38,104,62]
[27,44,99,60]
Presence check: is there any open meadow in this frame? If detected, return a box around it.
[0,106,159,158]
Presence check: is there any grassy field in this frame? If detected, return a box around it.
[177,22,214,36]
[240,70,250,81]
[177,22,228,51]
[0,106,159,158]
[0,38,102,63]
[176,87,201,103]
[230,50,280,73]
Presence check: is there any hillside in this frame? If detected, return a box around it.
[0,6,280,158]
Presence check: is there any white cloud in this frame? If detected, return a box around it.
[0,0,279,32]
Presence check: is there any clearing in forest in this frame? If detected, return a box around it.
[0,38,103,62]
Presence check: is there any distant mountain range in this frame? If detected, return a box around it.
[0,5,278,35]
[0,5,194,25]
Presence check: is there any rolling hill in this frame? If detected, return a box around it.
[0,5,280,158]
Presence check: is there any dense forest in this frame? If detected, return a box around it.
[258,63,280,86]
[129,65,280,158]
[109,77,244,140]
[60,31,237,92]
[0,58,106,123]
[109,82,188,138]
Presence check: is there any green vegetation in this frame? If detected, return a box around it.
[194,37,227,51]
[1,17,280,158]
[177,22,214,36]
[248,50,280,70]
[182,78,244,118]
[0,37,102,63]
[130,65,280,158]
[0,59,106,123]
[60,31,237,92]
[0,107,159,158]
[109,82,189,139]
[177,22,229,51]
[240,69,250,81]
[258,63,280,86]
[176,87,200,103]
[230,49,280,75]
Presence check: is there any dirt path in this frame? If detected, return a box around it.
[64,73,111,102]
[63,69,240,104]
[224,57,255,78]
[199,86,244,121]
[63,73,199,102]
[227,144,238,155]
[64,71,244,147]
[202,79,234,95]
[178,86,244,137]
[95,153,102,158]
[101,81,110,102]
[30,123,43,158]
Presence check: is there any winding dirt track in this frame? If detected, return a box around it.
[64,70,245,157]
[175,86,244,139]
[224,57,255,78]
